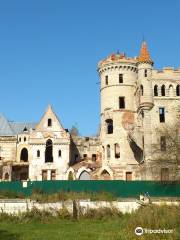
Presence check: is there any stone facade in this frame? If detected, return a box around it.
[0,42,179,181]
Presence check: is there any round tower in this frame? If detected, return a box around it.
[98,52,139,180]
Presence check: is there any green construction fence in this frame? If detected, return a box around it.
[0,180,179,198]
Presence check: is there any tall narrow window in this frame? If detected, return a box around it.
[140,85,143,96]
[159,107,165,123]
[119,74,123,83]
[160,136,166,151]
[176,85,180,96]
[37,150,40,157]
[51,170,56,180]
[154,85,158,96]
[42,170,47,180]
[92,154,96,161]
[58,150,61,157]
[119,97,125,109]
[107,145,110,159]
[105,75,108,85]
[48,118,52,127]
[161,85,166,96]
[144,69,147,77]
[114,143,120,158]
[105,119,113,134]
[45,139,53,162]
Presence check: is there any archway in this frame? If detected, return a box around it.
[20,148,28,162]
[101,170,111,180]
[68,171,74,180]
[45,139,53,162]
[79,171,91,180]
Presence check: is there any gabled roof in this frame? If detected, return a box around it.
[0,113,36,136]
[35,105,64,132]
[9,122,36,135]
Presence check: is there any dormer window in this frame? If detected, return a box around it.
[48,118,52,127]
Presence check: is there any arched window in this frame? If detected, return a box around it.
[105,119,113,134]
[176,85,180,96]
[58,150,61,157]
[102,146,105,159]
[154,85,158,96]
[114,143,120,158]
[140,85,143,96]
[37,150,40,157]
[20,148,28,162]
[107,145,110,159]
[169,85,174,97]
[4,173,9,180]
[24,137,26,142]
[161,85,166,96]
[45,139,53,162]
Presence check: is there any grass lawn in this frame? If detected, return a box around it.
[0,218,127,240]
[0,205,179,240]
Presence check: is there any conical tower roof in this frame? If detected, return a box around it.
[137,41,153,65]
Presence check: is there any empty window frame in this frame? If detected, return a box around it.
[176,85,180,96]
[119,97,125,109]
[58,150,61,157]
[92,154,97,161]
[51,170,56,180]
[161,85,166,96]
[140,85,144,96]
[119,74,123,83]
[154,85,158,96]
[159,107,165,123]
[160,136,166,151]
[48,118,52,127]
[37,150,40,157]
[144,69,147,77]
[42,170,48,180]
[114,143,120,158]
[107,145,110,159]
[105,119,113,134]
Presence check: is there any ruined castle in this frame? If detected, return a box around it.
[0,42,180,181]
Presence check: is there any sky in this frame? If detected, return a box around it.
[0,0,179,136]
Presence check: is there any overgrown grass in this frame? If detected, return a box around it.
[0,190,25,199]
[30,188,116,202]
[0,205,179,239]
[0,188,117,202]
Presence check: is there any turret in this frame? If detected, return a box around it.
[137,41,154,110]
[137,42,154,179]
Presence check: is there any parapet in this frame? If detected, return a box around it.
[98,52,137,69]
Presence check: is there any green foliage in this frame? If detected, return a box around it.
[0,205,179,240]
[0,190,24,199]
[30,191,116,202]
